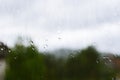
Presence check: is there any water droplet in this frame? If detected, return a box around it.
[96,60,99,63]
[96,58,100,63]
[108,59,112,62]
[30,41,34,46]
[32,48,35,51]
[8,50,11,53]
[70,54,74,58]
[0,48,4,51]
[58,37,61,40]
[43,46,46,49]
[14,57,17,60]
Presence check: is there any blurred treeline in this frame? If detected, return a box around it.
[4,42,117,80]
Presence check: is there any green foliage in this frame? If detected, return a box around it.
[5,44,45,80]
[5,44,116,80]
[65,46,115,80]
[0,42,9,59]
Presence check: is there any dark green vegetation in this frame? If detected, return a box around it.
[4,42,117,80]
[0,42,9,59]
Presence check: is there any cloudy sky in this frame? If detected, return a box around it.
[0,0,120,53]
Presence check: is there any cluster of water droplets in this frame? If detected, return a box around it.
[102,56,112,65]
[57,30,62,40]
[70,54,75,58]
[42,39,49,52]
[96,57,112,64]
[29,40,35,51]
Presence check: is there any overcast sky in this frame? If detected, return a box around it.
[0,0,120,53]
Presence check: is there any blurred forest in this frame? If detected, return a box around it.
[0,41,120,80]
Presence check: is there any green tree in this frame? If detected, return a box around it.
[65,46,115,80]
[5,43,45,80]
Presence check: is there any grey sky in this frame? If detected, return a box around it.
[0,0,120,53]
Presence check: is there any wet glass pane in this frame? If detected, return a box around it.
[0,0,120,80]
